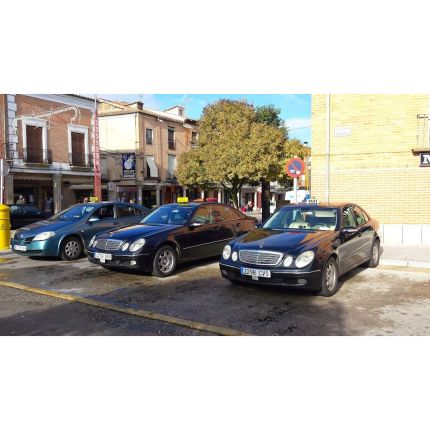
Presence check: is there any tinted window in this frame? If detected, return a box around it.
[353,206,368,225]
[117,205,137,217]
[51,205,94,221]
[222,206,242,221]
[94,205,115,219]
[342,207,357,228]
[24,206,39,215]
[210,206,227,223]
[191,206,212,224]
[141,205,193,225]
[9,205,21,214]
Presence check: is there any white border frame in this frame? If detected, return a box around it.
[68,124,89,166]
[21,117,48,162]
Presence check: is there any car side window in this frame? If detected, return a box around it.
[222,206,243,221]
[210,206,227,223]
[352,207,368,226]
[342,207,357,228]
[10,205,21,214]
[191,206,212,224]
[117,205,137,217]
[24,206,38,215]
[94,205,115,220]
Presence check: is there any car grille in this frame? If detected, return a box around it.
[96,239,123,251]
[239,250,283,266]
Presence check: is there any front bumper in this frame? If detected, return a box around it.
[10,237,58,257]
[86,250,153,272]
[219,262,322,290]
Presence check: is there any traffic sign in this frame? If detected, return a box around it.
[285,157,305,178]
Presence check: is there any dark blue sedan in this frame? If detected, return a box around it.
[219,203,380,296]
[11,202,150,260]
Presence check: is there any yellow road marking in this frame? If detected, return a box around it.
[0,280,249,336]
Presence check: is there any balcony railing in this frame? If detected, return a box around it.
[23,148,52,164]
[69,152,94,168]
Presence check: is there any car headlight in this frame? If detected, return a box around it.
[222,245,231,260]
[89,235,97,247]
[295,250,315,268]
[32,231,55,241]
[121,243,129,251]
[129,238,146,252]
[232,251,238,262]
[283,255,293,267]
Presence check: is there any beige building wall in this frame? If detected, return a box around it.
[311,94,430,243]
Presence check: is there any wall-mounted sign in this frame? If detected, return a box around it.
[334,127,352,137]
[122,153,136,178]
[420,152,430,167]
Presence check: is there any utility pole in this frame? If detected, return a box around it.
[93,95,102,201]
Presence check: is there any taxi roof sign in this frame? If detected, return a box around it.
[177,197,189,204]
[89,196,99,203]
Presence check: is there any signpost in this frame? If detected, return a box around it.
[285,157,305,203]
[0,159,10,205]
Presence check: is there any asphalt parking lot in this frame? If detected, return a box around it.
[1,249,430,335]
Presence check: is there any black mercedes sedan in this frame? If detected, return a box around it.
[86,201,256,277]
[219,203,380,296]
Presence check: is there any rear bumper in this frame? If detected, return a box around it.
[86,250,153,272]
[219,262,322,290]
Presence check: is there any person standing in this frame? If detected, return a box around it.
[16,195,25,204]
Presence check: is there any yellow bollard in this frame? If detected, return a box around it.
[0,204,11,250]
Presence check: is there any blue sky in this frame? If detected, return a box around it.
[98,94,311,144]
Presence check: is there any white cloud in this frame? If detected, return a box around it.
[284,117,311,130]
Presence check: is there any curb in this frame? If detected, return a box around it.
[379,258,430,270]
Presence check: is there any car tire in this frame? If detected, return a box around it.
[151,245,177,277]
[60,236,83,261]
[319,256,340,297]
[365,238,380,268]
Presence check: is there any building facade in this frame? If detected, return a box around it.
[311,94,430,244]
[98,100,198,207]
[2,94,96,212]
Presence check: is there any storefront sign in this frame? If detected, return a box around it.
[122,153,136,178]
[420,152,430,167]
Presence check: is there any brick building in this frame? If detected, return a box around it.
[311,94,430,244]
[2,94,96,212]
[98,99,198,207]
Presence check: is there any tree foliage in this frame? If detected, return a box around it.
[176,99,309,207]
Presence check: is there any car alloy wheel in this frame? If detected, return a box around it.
[61,237,82,261]
[365,239,380,268]
[152,245,177,277]
[319,257,340,297]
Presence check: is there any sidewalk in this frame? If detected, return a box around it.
[380,244,430,269]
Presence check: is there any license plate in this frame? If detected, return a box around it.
[94,252,112,263]
[14,245,27,252]
[240,267,271,278]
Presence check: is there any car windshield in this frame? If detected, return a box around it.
[50,205,95,221]
[140,205,194,225]
[264,206,338,231]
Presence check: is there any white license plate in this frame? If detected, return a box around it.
[94,252,112,263]
[241,267,271,278]
[14,245,27,252]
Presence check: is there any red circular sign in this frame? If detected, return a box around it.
[285,157,305,178]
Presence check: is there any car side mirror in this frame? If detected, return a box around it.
[88,216,101,223]
[341,227,357,235]
[189,222,202,229]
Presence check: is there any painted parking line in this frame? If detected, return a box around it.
[0,280,249,336]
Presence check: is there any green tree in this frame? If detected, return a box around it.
[176,99,286,208]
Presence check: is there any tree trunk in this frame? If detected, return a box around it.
[260,179,270,222]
